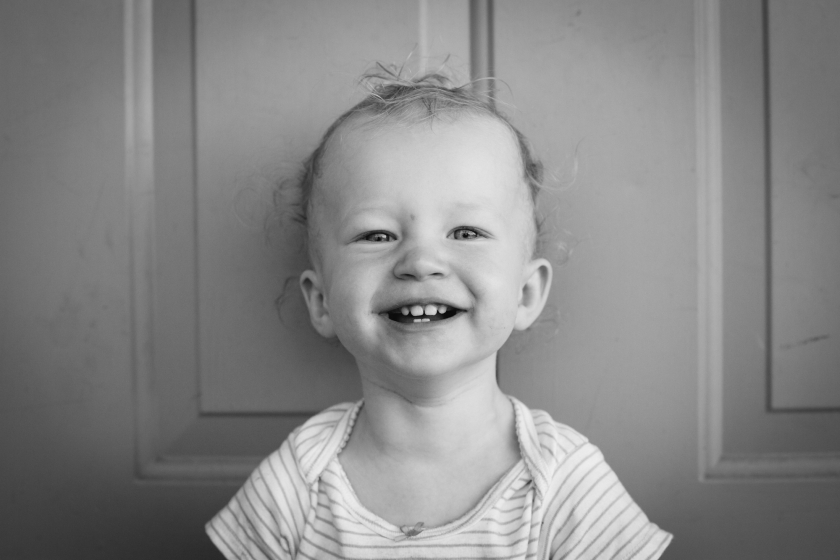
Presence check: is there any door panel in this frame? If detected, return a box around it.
[767,0,840,410]
[707,0,840,464]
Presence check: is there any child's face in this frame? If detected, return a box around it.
[300,115,551,382]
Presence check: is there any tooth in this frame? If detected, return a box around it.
[438,305,448,314]
[424,304,437,316]
[410,305,424,316]
[401,306,409,316]
[413,318,422,323]
[421,318,430,322]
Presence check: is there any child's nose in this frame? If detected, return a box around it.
[393,243,448,281]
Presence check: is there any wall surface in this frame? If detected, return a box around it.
[1,1,838,558]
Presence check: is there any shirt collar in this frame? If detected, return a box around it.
[509,395,551,500]
[296,396,551,500]
[296,401,362,486]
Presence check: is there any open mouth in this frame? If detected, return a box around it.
[384,303,462,324]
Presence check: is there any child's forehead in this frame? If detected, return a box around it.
[306,113,537,239]
[325,113,521,170]
[306,112,538,259]
[315,119,524,213]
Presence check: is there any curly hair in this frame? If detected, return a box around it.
[275,64,546,259]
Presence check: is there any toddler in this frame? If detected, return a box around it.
[207,70,672,559]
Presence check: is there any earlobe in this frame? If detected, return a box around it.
[514,258,553,331]
[299,269,336,338]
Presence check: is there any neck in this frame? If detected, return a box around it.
[352,355,514,461]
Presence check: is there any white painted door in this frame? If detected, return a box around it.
[1,1,838,558]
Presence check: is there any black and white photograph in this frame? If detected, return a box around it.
[1,1,839,558]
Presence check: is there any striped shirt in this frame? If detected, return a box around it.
[206,397,672,559]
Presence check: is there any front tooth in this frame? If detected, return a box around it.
[401,306,409,316]
[424,304,437,316]
[410,305,424,316]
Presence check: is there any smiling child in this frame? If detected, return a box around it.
[206,71,672,559]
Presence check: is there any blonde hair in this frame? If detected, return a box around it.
[276,64,545,253]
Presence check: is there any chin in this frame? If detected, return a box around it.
[379,350,498,382]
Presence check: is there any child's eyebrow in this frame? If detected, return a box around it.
[450,201,487,211]
[341,202,394,216]
[448,201,505,216]
[338,201,507,222]
[338,203,398,224]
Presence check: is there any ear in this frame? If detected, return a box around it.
[514,257,553,331]
[300,269,336,338]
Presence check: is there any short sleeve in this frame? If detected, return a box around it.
[542,442,672,560]
[206,440,309,560]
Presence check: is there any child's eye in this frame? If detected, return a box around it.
[450,227,484,241]
[359,231,395,243]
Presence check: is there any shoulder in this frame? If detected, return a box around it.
[511,401,618,495]
[511,397,591,493]
[510,402,673,559]
[527,408,619,489]
[241,400,358,492]
[205,401,361,560]
[288,400,360,484]
[528,406,591,463]
[205,438,305,559]
[514,400,617,502]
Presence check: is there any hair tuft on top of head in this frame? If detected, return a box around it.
[352,61,494,123]
[360,60,458,90]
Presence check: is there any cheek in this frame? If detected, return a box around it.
[323,283,366,351]
[325,277,360,316]
[462,250,524,319]
[323,259,376,318]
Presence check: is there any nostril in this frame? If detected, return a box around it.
[393,249,448,280]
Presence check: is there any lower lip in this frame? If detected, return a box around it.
[379,312,463,327]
